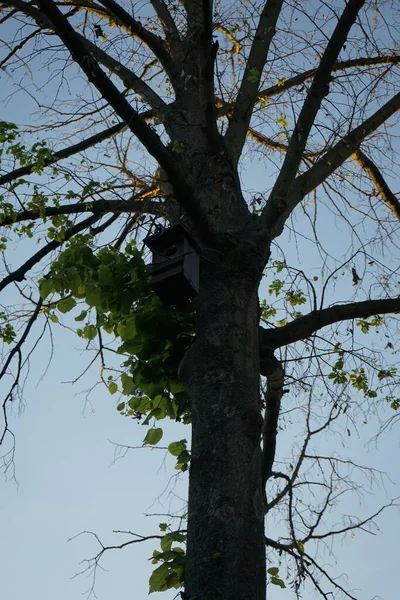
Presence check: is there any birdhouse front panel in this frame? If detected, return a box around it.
[144,225,200,306]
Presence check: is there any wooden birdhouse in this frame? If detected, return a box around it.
[144,224,200,306]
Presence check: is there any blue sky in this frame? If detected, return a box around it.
[1,318,398,600]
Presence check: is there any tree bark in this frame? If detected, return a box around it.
[180,247,265,600]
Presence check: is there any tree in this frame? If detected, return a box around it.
[0,0,399,598]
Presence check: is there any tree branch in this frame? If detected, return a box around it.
[2,0,168,113]
[0,297,43,446]
[0,122,127,186]
[0,194,164,228]
[259,297,400,358]
[352,148,400,220]
[150,0,180,44]
[33,0,212,241]
[0,214,100,293]
[78,35,168,113]
[65,0,179,78]
[96,0,181,86]
[264,90,400,239]
[261,0,366,233]
[224,0,283,163]
[262,352,284,488]
[257,54,400,103]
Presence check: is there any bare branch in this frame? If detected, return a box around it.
[70,0,180,79]
[78,37,168,113]
[257,54,400,103]
[150,0,180,44]
[225,0,283,163]
[264,91,400,239]
[0,297,43,445]
[261,0,366,233]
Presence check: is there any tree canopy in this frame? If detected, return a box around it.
[0,0,399,598]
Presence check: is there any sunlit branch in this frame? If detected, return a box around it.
[213,23,240,54]
[247,127,322,157]
[352,149,400,220]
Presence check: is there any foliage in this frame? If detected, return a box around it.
[39,238,195,446]
[149,530,186,593]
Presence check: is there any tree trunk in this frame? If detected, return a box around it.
[180,247,266,600]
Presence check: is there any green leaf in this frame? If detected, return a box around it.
[140,381,165,398]
[108,382,118,395]
[171,140,185,153]
[57,297,77,314]
[98,265,113,285]
[168,440,187,457]
[160,532,186,553]
[268,279,284,297]
[39,277,54,299]
[83,324,97,340]
[143,427,163,445]
[117,316,136,339]
[49,313,59,323]
[270,577,286,588]
[117,402,125,411]
[267,567,279,576]
[175,449,191,471]
[169,380,186,395]
[128,395,151,414]
[121,373,135,395]
[75,310,87,322]
[149,563,169,593]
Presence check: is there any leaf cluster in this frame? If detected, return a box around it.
[39,237,195,437]
[149,531,186,593]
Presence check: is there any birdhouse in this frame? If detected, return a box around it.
[144,224,200,306]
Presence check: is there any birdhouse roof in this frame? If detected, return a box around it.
[144,223,200,252]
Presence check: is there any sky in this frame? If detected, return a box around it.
[0,310,398,600]
[0,3,400,600]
